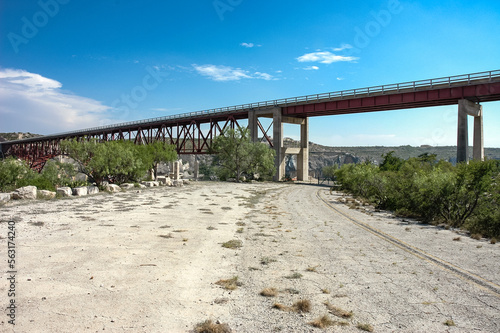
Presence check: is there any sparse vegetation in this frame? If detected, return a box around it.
[309,315,335,328]
[260,257,277,265]
[193,319,232,333]
[215,276,241,290]
[356,323,374,332]
[222,240,242,249]
[285,272,303,279]
[260,288,278,297]
[444,319,456,326]
[273,299,311,313]
[324,302,353,318]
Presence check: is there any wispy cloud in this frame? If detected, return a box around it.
[303,66,319,71]
[192,64,274,81]
[332,44,353,52]
[240,42,261,48]
[297,51,358,64]
[0,68,114,134]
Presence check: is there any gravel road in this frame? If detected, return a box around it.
[0,182,499,332]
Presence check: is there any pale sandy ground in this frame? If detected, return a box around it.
[0,182,499,333]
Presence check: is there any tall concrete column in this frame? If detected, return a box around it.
[248,110,258,143]
[473,113,484,161]
[457,99,483,163]
[457,106,469,164]
[273,109,285,181]
[297,117,309,181]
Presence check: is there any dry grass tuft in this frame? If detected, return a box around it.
[285,272,303,279]
[309,315,335,328]
[292,299,311,313]
[272,303,290,311]
[222,240,242,249]
[260,288,278,297]
[491,238,497,244]
[444,319,455,327]
[356,323,374,332]
[453,237,461,241]
[306,265,319,272]
[193,319,232,333]
[324,302,353,318]
[471,233,482,240]
[158,234,173,239]
[215,277,241,290]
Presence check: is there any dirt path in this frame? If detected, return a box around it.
[1,182,499,332]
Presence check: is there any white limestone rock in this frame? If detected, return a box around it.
[57,187,73,197]
[12,186,37,200]
[0,193,11,204]
[37,190,56,200]
[72,187,88,196]
[120,183,135,190]
[87,186,100,195]
[106,184,122,193]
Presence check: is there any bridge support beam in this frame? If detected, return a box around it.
[457,99,483,163]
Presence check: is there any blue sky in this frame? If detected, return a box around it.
[1,0,499,147]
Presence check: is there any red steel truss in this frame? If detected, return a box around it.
[3,114,246,171]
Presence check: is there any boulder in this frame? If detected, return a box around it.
[172,180,184,187]
[37,190,56,200]
[57,187,73,197]
[152,181,160,187]
[0,193,11,204]
[120,183,135,190]
[139,184,147,189]
[142,181,158,188]
[12,186,37,200]
[106,184,121,193]
[72,187,88,197]
[87,186,99,195]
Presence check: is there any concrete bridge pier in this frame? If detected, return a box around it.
[248,108,309,182]
[457,99,484,163]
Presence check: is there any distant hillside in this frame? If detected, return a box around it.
[0,132,42,142]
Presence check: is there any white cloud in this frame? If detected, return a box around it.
[0,68,114,134]
[303,66,319,71]
[337,77,344,81]
[333,44,353,52]
[240,42,254,48]
[192,64,274,81]
[297,51,358,64]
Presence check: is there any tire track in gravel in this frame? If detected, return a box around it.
[317,189,500,298]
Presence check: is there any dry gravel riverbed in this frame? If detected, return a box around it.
[0,182,499,332]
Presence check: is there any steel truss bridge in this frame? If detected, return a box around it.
[1,69,500,179]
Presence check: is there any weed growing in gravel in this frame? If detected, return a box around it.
[272,299,311,313]
[471,233,481,240]
[236,228,244,233]
[260,288,278,297]
[215,276,242,290]
[309,315,336,328]
[158,234,173,239]
[491,238,497,244]
[260,257,277,265]
[324,302,353,318]
[356,323,374,332]
[306,265,319,272]
[444,319,455,326]
[248,267,260,271]
[285,272,303,279]
[173,229,188,233]
[28,222,45,227]
[193,319,232,333]
[207,226,217,230]
[285,288,300,294]
[321,288,330,294]
[453,237,461,241]
[222,240,242,249]
[236,222,246,226]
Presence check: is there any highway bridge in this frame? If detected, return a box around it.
[1,69,499,180]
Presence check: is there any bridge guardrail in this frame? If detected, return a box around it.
[4,69,500,143]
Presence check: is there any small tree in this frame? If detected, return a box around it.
[144,141,177,179]
[212,127,275,181]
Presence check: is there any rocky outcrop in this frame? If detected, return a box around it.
[120,183,135,190]
[12,186,37,200]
